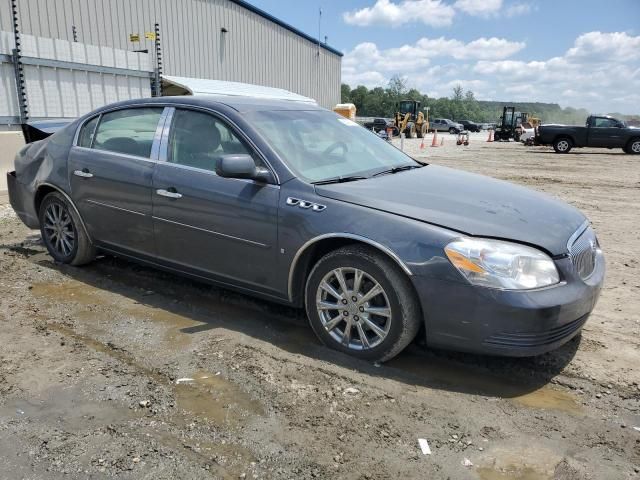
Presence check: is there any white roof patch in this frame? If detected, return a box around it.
[161,75,316,104]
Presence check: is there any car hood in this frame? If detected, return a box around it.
[314,165,586,256]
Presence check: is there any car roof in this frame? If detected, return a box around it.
[92,95,326,114]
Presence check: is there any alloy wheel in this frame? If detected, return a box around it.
[43,202,75,257]
[557,140,570,152]
[632,141,640,153]
[315,267,392,350]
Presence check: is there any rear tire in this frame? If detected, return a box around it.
[39,191,95,265]
[305,245,421,363]
[449,127,456,134]
[626,138,640,154]
[553,137,573,154]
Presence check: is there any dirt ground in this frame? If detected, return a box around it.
[1,135,639,479]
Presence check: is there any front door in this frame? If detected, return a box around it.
[68,106,165,256]
[152,107,280,296]
[588,117,626,148]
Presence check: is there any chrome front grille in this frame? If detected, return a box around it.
[568,225,597,280]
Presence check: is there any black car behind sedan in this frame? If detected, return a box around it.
[458,120,481,132]
[8,96,604,362]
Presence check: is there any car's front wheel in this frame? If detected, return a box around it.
[305,245,421,362]
[449,127,457,134]
[39,191,95,265]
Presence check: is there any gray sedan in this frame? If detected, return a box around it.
[7,96,605,362]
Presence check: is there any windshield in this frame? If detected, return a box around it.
[247,110,419,183]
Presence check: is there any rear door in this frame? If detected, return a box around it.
[151,107,280,296]
[68,106,166,256]
[588,117,626,148]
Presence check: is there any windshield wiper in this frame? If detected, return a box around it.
[312,175,368,185]
[372,164,423,177]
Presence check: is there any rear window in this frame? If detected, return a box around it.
[78,116,99,148]
[92,108,163,158]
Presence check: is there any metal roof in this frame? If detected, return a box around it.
[161,76,317,104]
[229,0,343,57]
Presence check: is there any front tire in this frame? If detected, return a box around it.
[39,191,95,265]
[553,137,572,153]
[305,245,421,362]
[449,127,456,134]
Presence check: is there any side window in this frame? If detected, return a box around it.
[593,117,616,128]
[78,116,99,148]
[93,107,163,158]
[168,109,257,173]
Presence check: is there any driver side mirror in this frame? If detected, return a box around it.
[215,154,273,183]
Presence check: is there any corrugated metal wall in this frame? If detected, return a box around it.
[0,0,342,108]
[0,30,152,122]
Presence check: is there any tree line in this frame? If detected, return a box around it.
[340,76,625,125]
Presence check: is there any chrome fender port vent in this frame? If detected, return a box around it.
[286,197,326,212]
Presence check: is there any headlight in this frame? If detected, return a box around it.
[445,238,560,290]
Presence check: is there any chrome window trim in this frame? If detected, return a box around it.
[150,107,172,161]
[72,105,167,161]
[154,160,280,189]
[72,145,159,164]
[159,103,280,185]
[287,233,413,302]
[158,107,175,163]
[152,216,270,249]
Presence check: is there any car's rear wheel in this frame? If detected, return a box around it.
[626,138,640,154]
[39,191,95,265]
[305,245,421,362]
[553,137,572,153]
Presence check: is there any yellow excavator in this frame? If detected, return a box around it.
[394,100,428,138]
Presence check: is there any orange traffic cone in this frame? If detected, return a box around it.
[487,130,494,142]
[440,136,444,146]
[431,131,439,147]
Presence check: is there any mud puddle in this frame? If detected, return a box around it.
[512,387,582,414]
[174,371,264,425]
[475,445,561,480]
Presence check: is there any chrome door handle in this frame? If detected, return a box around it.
[156,188,182,199]
[73,169,93,178]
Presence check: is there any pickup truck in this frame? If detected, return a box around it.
[535,115,640,154]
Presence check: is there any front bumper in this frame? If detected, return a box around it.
[412,253,605,357]
[7,171,39,229]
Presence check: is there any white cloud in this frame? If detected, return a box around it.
[505,2,532,17]
[342,31,640,114]
[343,37,525,76]
[454,0,502,17]
[343,0,456,27]
[470,32,640,113]
[566,31,640,62]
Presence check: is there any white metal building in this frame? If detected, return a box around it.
[0,0,342,125]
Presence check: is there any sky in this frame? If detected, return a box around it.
[246,0,640,114]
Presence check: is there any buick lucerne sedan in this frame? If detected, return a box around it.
[8,96,605,362]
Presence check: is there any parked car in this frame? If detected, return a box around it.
[8,96,604,361]
[429,118,463,134]
[536,115,640,154]
[457,120,481,132]
[363,117,392,133]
